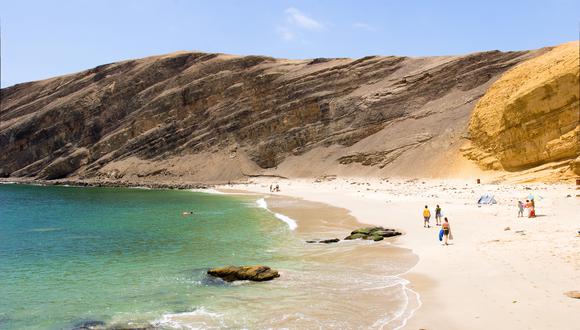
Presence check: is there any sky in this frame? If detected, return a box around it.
[1,0,579,87]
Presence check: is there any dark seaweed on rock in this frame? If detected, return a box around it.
[344,226,402,241]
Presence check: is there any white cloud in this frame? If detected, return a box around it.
[276,26,296,41]
[285,7,325,31]
[353,22,376,32]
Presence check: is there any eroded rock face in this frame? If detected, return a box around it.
[0,48,537,182]
[207,265,280,282]
[467,41,580,174]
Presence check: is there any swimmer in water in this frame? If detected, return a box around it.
[182,211,194,216]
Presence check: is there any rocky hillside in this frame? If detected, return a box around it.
[465,41,579,179]
[0,45,567,184]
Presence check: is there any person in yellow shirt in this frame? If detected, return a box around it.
[423,205,431,228]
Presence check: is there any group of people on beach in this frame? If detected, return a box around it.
[423,205,452,245]
[517,199,536,218]
[269,184,280,192]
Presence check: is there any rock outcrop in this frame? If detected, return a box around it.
[207,265,280,282]
[344,227,402,241]
[466,41,579,176]
[0,47,544,183]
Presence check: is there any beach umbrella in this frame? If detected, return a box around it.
[526,194,543,201]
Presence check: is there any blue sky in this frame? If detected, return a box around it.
[1,0,578,87]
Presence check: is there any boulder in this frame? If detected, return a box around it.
[306,238,340,243]
[207,266,280,282]
[344,233,368,240]
[345,226,401,240]
[320,238,340,243]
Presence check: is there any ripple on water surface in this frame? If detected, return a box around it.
[0,184,417,329]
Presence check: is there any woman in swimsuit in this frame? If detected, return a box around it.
[442,217,451,245]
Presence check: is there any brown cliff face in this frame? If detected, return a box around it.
[466,42,579,178]
[0,49,543,183]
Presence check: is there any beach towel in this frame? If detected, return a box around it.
[438,229,444,241]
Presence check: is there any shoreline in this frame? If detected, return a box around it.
[3,177,579,328]
[218,177,580,329]
[1,181,420,329]
[0,177,212,190]
[253,193,421,329]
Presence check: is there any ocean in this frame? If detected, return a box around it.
[0,184,418,329]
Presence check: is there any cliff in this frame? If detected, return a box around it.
[465,41,579,180]
[0,45,569,184]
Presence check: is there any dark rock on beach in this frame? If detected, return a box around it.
[344,226,402,241]
[207,265,280,282]
[306,238,340,244]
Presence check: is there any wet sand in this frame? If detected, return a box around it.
[221,178,580,329]
[202,191,421,329]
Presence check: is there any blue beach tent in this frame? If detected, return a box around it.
[477,194,497,205]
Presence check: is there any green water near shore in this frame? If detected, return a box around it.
[0,184,295,329]
[0,184,416,329]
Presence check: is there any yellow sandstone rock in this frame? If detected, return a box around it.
[468,41,579,174]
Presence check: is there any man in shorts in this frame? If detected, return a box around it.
[423,205,431,228]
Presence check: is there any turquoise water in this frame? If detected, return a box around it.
[0,184,417,330]
[0,184,294,329]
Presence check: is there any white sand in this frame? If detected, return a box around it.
[221,177,580,329]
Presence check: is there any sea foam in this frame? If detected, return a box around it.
[256,198,297,230]
[154,307,224,329]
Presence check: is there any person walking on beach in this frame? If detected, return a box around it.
[423,205,431,228]
[435,205,442,226]
[442,217,451,245]
[517,201,524,217]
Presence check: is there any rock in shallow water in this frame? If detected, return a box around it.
[207,265,280,282]
[72,320,106,330]
[344,226,401,240]
[306,238,340,243]
[72,320,154,330]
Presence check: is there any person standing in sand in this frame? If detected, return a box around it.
[423,205,431,228]
[517,201,524,217]
[435,204,442,226]
[529,198,536,218]
[525,199,532,217]
[442,217,451,245]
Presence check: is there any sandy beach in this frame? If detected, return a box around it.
[221,177,580,329]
